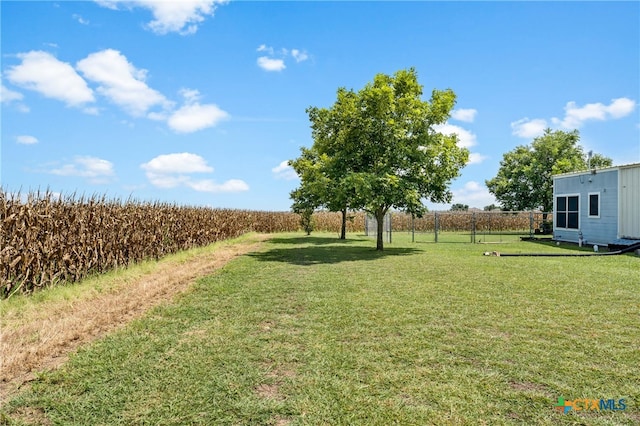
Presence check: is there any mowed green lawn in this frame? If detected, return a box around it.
[2,233,639,425]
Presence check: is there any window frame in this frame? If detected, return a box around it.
[555,193,580,230]
[588,192,600,218]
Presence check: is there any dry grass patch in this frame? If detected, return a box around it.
[255,383,282,400]
[0,234,269,403]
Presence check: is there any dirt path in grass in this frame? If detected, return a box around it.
[0,234,270,404]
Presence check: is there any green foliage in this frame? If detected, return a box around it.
[483,203,500,211]
[292,68,469,249]
[485,129,612,212]
[298,208,314,235]
[450,203,469,211]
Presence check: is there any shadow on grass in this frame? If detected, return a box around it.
[266,235,360,246]
[249,243,421,266]
[524,238,600,252]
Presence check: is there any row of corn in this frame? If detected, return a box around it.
[1,190,544,297]
[0,192,362,297]
[391,211,548,232]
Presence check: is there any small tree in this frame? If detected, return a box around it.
[294,204,314,235]
[306,88,361,239]
[289,148,325,235]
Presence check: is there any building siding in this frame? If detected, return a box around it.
[619,166,640,239]
[553,169,618,245]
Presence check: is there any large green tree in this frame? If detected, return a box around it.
[292,68,469,250]
[485,129,612,213]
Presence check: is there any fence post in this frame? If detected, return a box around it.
[529,211,534,239]
[434,212,438,243]
[364,215,368,236]
[471,212,476,243]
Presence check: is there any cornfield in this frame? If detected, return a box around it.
[1,190,551,298]
[0,191,360,298]
[390,211,549,233]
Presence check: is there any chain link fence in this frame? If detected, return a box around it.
[364,213,392,243]
[365,211,552,243]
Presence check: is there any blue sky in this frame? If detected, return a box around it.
[2,1,638,211]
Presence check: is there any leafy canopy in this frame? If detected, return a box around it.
[291,68,469,249]
[485,129,612,212]
[343,69,469,220]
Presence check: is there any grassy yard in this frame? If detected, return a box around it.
[2,233,639,425]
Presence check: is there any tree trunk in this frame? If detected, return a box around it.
[340,207,347,240]
[376,208,385,251]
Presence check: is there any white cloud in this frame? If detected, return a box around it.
[467,152,488,165]
[167,88,229,133]
[6,51,95,107]
[256,45,310,71]
[552,97,637,129]
[510,118,547,138]
[77,49,170,117]
[141,152,248,193]
[72,14,90,25]
[433,123,477,148]
[179,88,201,103]
[17,135,38,145]
[451,181,496,208]
[291,49,309,63]
[50,156,115,183]
[142,173,190,189]
[257,56,286,72]
[141,152,213,175]
[272,160,298,180]
[95,0,226,35]
[451,108,477,123]
[186,179,249,193]
[94,0,119,10]
[168,104,229,133]
[1,84,24,103]
[607,97,636,118]
[257,44,274,54]
[1,84,29,112]
[147,111,168,121]
[7,49,229,133]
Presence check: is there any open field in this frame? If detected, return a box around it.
[1,233,639,425]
